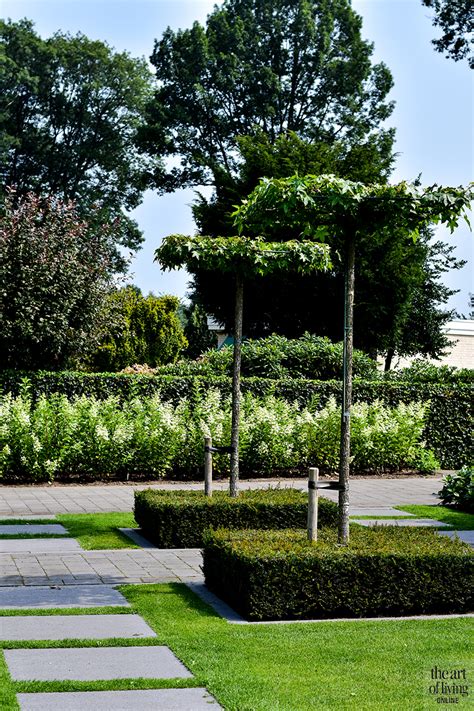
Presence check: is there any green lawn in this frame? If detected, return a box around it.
[0,513,138,549]
[396,505,474,530]
[0,584,472,709]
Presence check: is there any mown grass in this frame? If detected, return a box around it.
[0,513,139,548]
[0,585,472,710]
[395,505,474,530]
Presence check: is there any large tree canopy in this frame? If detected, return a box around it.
[422,0,474,68]
[0,190,116,370]
[140,0,395,192]
[0,19,158,267]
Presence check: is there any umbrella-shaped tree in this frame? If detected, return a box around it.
[156,234,332,496]
[233,174,474,543]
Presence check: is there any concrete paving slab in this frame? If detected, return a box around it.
[0,614,156,641]
[0,524,68,536]
[352,518,450,527]
[437,530,474,545]
[349,507,414,517]
[5,646,193,680]
[16,688,222,710]
[0,539,81,553]
[118,527,157,548]
[0,585,129,609]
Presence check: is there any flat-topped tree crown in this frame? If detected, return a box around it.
[232,172,473,543]
[155,233,332,277]
[233,174,474,241]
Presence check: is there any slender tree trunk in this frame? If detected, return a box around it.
[338,234,355,544]
[384,348,395,372]
[230,274,244,497]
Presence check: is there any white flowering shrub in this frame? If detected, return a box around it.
[0,391,438,481]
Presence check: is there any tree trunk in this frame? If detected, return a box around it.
[384,348,395,372]
[229,274,244,497]
[338,234,355,544]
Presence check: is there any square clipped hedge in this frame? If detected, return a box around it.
[202,527,474,620]
[134,488,338,548]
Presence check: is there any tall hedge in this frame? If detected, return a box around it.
[0,371,472,468]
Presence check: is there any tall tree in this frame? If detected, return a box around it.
[422,0,474,68]
[140,0,395,194]
[0,190,116,370]
[0,19,158,268]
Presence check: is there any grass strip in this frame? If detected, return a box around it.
[14,678,201,694]
[0,607,131,617]
[396,505,474,530]
[0,652,18,711]
[56,513,139,549]
[121,583,474,711]
[1,638,161,650]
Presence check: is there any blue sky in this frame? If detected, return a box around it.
[2,0,473,314]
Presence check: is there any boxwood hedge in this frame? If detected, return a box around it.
[134,488,338,548]
[202,527,474,621]
[2,371,472,467]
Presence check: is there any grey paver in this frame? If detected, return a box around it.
[437,530,474,545]
[5,646,193,680]
[349,507,414,517]
[0,524,68,536]
[16,688,222,710]
[118,527,157,548]
[0,539,81,553]
[0,614,156,641]
[0,584,129,608]
[0,477,444,515]
[352,518,451,527]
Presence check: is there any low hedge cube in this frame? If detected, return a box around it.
[202,527,474,620]
[134,489,338,548]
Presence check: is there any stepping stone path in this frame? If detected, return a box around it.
[0,524,222,709]
[352,518,451,528]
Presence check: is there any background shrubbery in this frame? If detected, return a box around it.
[0,390,438,482]
[1,371,471,468]
[439,467,474,513]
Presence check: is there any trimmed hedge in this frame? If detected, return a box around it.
[1,371,471,468]
[134,489,338,548]
[202,527,474,621]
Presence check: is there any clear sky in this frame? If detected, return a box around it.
[2,0,473,314]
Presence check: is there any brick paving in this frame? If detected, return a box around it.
[0,477,443,516]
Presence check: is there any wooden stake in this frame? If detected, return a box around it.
[308,467,319,542]
[204,436,213,497]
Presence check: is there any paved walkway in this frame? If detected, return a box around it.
[0,476,443,516]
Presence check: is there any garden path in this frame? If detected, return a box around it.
[0,476,444,517]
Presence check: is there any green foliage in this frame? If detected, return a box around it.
[165,333,378,380]
[156,234,331,278]
[88,287,187,371]
[0,389,438,482]
[134,489,338,548]
[233,174,474,240]
[0,372,471,469]
[140,0,395,192]
[422,0,474,68]
[439,467,474,513]
[181,302,217,358]
[0,191,116,370]
[203,527,474,620]
[0,19,157,261]
[386,359,474,383]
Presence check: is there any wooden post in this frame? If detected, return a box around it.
[204,436,213,497]
[307,467,319,542]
